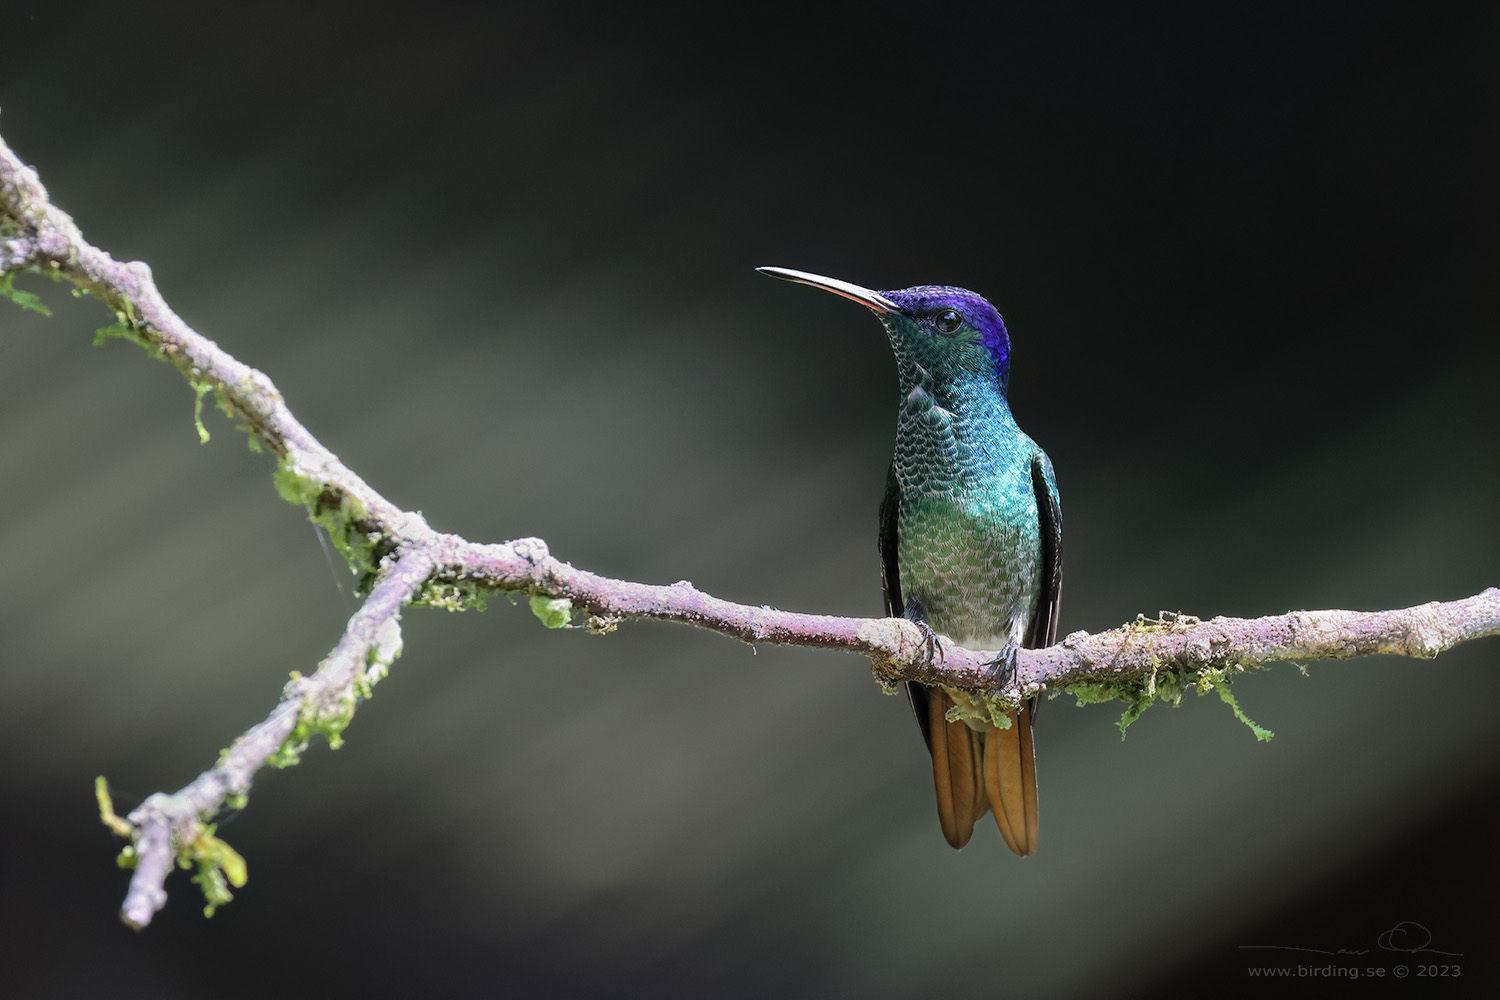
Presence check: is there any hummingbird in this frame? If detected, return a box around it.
[758,266,1063,854]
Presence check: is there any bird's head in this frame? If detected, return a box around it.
[757,267,1013,395]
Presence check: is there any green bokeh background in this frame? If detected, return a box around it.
[2,2,1495,996]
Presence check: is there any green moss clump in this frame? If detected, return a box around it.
[273,462,386,589]
[270,682,355,767]
[1067,659,1273,741]
[941,689,1018,730]
[94,776,249,916]
[1212,681,1275,742]
[191,381,214,443]
[0,271,53,316]
[270,617,404,769]
[183,822,247,918]
[358,617,404,698]
[92,298,149,350]
[529,595,573,629]
[413,575,496,613]
[94,776,134,838]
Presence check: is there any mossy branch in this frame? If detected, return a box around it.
[5,127,1498,930]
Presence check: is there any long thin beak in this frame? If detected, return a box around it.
[756,266,898,314]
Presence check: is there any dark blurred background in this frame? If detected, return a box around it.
[1,1,1495,996]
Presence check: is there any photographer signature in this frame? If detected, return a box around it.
[1239,920,1461,957]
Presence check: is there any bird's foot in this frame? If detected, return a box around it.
[902,595,944,665]
[983,644,1019,693]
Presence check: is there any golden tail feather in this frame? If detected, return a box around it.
[927,690,986,849]
[925,692,1038,854]
[983,704,1038,856]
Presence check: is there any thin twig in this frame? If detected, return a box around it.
[117,553,431,929]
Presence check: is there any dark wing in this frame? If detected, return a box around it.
[881,464,936,751]
[1025,450,1064,650]
[878,461,903,619]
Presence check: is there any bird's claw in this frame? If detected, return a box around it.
[983,645,1019,692]
[902,596,944,666]
[917,619,944,666]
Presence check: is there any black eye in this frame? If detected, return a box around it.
[935,309,963,334]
